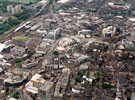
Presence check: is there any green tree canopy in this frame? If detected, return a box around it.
[53,51,59,55]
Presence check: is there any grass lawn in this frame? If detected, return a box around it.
[8,0,37,3]
[13,36,29,42]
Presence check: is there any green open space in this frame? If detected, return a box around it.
[13,36,29,42]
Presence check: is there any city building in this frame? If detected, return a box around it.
[54,73,70,99]
[4,72,29,87]
[31,74,46,88]
[25,74,46,94]
[39,81,54,96]
[7,5,22,15]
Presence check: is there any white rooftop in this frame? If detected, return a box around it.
[115,97,121,100]
[26,86,38,94]
[72,88,80,93]
[9,98,18,100]
[31,74,45,84]
[129,18,135,22]
[0,43,6,52]
[0,55,3,59]
[58,0,70,3]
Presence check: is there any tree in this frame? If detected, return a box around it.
[102,83,116,89]
[127,97,130,100]
[96,72,100,82]
[78,70,85,77]
[53,51,59,68]
[0,17,21,35]
[68,49,72,53]
[12,92,19,99]
[15,60,21,63]
[96,82,99,88]
[15,9,36,20]
[128,10,131,16]
[53,51,59,56]
[76,76,81,83]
